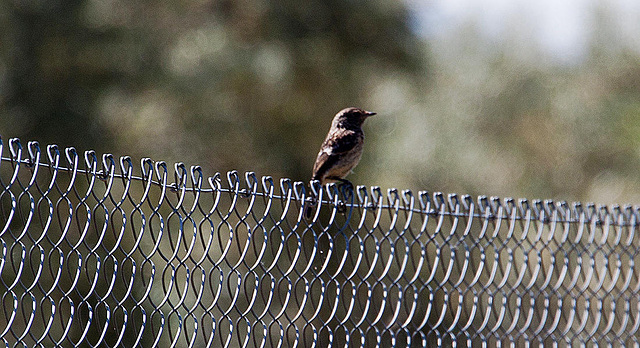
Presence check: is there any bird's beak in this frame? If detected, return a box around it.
[365,111,376,116]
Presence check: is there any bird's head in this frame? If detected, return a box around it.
[333,107,376,128]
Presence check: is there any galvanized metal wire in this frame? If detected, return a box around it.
[0,136,639,347]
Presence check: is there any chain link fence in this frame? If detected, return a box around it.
[0,136,639,347]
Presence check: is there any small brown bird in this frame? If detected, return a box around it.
[311,107,376,187]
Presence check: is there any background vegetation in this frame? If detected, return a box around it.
[2,0,640,205]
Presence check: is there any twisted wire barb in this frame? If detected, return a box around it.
[0,136,639,347]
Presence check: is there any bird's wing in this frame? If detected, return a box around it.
[312,151,338,181]
[312,130,360,181]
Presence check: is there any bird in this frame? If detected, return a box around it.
[305,107,376,219]
[311,107,376,187]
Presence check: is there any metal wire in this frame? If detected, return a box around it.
[0,136,639,347]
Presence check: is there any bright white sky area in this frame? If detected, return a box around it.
[407,0,640,64]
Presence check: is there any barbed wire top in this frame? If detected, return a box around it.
[0,136,639,347]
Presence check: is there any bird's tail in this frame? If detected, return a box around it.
[304,197,316,219]
[305,180,322,220]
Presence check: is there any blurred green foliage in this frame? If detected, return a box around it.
[2,0,640,205]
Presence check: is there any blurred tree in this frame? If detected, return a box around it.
[0,0,428,183]
[373,6,640,205]
[2,0,640,204]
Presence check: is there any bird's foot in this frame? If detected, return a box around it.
[331,178,353,191]
[333,178,354,213]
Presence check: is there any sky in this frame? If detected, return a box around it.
[407,0,640,64]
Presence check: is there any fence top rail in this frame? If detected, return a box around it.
[2,137,638,226]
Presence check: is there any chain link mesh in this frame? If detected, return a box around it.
[0,136,639,347]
